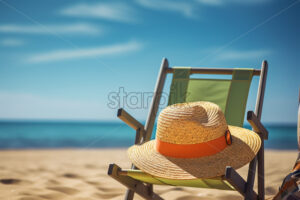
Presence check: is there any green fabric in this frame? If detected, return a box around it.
[168,67,254,127]
[168,67,191,105]
[225,69,254,126]
[186,79,231,113]
[127,170,235,190]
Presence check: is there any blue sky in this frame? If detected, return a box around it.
[0,0,299,124]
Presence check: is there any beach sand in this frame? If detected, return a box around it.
[0,149,297,200]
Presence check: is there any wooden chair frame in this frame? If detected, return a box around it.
[108,58,269,200]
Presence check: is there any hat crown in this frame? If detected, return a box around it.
[156,101,228,144]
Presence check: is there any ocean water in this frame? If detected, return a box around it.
[0,121,297,150]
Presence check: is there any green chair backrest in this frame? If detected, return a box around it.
[168,67,254,127]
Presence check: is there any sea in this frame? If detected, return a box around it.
[0,121,297,150]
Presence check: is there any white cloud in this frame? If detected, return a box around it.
[0,38,25,47]
[28,41,142,63]
[216,49,270,61]
[0,23,101,35]
[60,2,136,23]
[0,92,115,120]
[136,0,196,18]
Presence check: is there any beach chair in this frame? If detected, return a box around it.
[108,58,269,200]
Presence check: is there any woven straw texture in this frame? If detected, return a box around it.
[157,101,228,144]
[127,101,261,179]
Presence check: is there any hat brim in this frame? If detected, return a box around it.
[127,125,261,179]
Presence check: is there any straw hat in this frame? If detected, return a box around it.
[128,101,261,179]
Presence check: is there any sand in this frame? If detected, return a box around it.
[0,149,297,200]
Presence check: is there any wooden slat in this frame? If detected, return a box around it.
[117,108,144,130]
[134,128,142,144]
[117,109,144,147]
[124,58,169,199]
[255,61,268,119]
[256,60,268,200]
[245,157,257,200]
[127,129,143,199]
[247,111,268,140]
[245,60,268,200]
[125,188,135,200]
[224,167,246,195]
[108,164,163,200]
[166,67,261,76]
[144,58,169,142]
[125,163,139,200]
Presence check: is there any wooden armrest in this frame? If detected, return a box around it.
[108,164,162,200]
[117,109,145,144]
[247,111,268,140]
[117,108,144,130]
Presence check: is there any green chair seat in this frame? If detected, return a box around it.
[124,169,235,190]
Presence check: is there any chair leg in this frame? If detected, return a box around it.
[225,166,258,199]
[245,157,257,200]
[257,140,265,200]
[108,164,163,200]
[124,189,135,200]
[124,164,138,200]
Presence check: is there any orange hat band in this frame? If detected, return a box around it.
[156,130,231,158]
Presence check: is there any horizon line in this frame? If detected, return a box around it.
[0,119,297,126]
